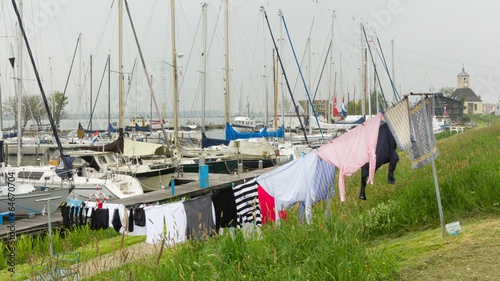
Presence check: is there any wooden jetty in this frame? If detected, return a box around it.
[0,168,273,239]
[113,169,269,206]
[0,213,64,238]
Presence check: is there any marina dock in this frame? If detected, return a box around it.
[0,168,273,239]
[113,169,269,206]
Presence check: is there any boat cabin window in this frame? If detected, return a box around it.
[98,156,108,164]
[105,154,116,163]
[17,171,44,180]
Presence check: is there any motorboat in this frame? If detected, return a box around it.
[4,161,144,201]
[0,183,69,216]
[66,150,175,192]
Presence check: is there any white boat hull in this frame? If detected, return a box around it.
[0,187,69,216]
[136,173,173,192]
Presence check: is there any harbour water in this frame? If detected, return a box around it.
[2,117,227,167]
[2,116,227,134]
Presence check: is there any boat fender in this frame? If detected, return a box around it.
[289,154,294,161]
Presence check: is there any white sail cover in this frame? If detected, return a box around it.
[226,138,276,159]
[309,115,362,130]
[123,139,164,157]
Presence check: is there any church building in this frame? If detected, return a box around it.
[449,68,483,114]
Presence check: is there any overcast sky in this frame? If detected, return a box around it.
[1,0,499,125]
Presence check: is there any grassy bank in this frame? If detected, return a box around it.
[375,216,500,280]
[2,115,499,280]
[0,226,144,280]
[83,116,499,280]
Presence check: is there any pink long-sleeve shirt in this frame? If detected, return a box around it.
[316,113,383,202]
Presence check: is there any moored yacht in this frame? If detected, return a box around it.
[4,161,143,201]
[0,183,70,215]
[66,150,175,192]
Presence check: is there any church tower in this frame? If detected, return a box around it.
[451,66,483,114]
[457,67,470,88]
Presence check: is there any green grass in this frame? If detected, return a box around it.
[0,226,145,280]
[87,212,400,280]
[89,117,500,280]
[374,216,500,280]
[3,115,499,280]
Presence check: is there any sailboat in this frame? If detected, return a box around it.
[0,3,69,214]
[0,140,70,216]
[180,1,280,170]
[0,2,70,216]
[70,0,175,191]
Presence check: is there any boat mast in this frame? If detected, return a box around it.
[361,23,367,117]
[170,0,179,151]
[391,39,395,93]
[118,0,125,139]
[363,48,367,116]
[90,53,93,131]
[16,0,23,166]
[273,49,278,130]
[123,0,170,146]
[201,3,207,132]
[11,0,66,164]
[261,7,268,127]
[0,74,3,131]
[328,10,335,122]
[373,59,377,117]
[150,74,153,124]
[265,9,309,142]
[224,0,230,124]
[307,4,316,135]
[107,53,111,128]
[279,9,285,130]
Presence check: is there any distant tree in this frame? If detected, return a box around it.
[48,91,69,128]
[4,92,69,130]
[346,91,386,116]
[460,96,466,111]
[368,90,383,114]
[3,96,21,129]
[3,95,42,129]
[346,100,356,115]
[439,86,455,97]
[23,95,46,127]
[279,98,291,114]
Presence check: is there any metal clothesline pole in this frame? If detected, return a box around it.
[410,92,446,237]
[34,196,62,259]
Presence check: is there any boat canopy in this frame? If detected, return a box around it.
[123,139,165,157]
[225,123,284,141]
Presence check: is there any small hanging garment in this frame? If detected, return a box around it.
[112,208,122,232]
[359,123,399,200]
